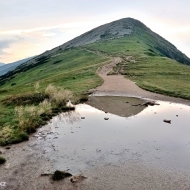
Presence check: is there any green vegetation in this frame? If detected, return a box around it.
[0,48,109,145]
[0,156,6,164]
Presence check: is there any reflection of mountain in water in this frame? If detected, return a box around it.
[52,110,81,127]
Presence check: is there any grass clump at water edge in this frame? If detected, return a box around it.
[0,84,75,146]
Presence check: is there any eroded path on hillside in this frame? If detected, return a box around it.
[87,50,190,105]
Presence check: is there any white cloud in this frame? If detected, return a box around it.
[43,33,57,37]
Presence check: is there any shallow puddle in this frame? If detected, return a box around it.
[35,97,190,174]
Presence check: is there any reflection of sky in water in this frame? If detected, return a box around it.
[37,101,190,173]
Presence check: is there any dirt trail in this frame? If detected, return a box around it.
[94,56,190,105]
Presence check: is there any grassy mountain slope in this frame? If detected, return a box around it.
[0,17,190,145]
[0,48,109,145]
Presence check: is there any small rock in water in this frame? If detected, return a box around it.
[104,118,109,120]
[163,119,171,124]
[81,117,85,119]
[52,170,72,181]
[142,101,160,106]
[126,101,130,103]
[176,115,178,117]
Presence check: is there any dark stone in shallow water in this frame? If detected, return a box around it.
[163,119,171,124]
[52,170,72,181]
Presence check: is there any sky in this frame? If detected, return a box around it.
[0,0,190,63]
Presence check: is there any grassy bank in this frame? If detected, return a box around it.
[0,48,109,145]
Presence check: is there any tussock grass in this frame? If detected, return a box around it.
[45,84,73,106]
[14,85,73,134]
[0,125,28,145]
[15,99,52,133]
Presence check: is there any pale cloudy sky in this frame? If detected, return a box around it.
[0,0,190,63]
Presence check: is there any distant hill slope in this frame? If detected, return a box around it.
[0,56,35,76]
[0,62,5,67]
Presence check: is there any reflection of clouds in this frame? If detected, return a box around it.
[51,104,103,128]
[76,104,103,114]
[53,110,81,127]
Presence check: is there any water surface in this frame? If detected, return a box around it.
[35,97,190,174]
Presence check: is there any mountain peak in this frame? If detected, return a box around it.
[46,17,188,65]
[56,17,142,50]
